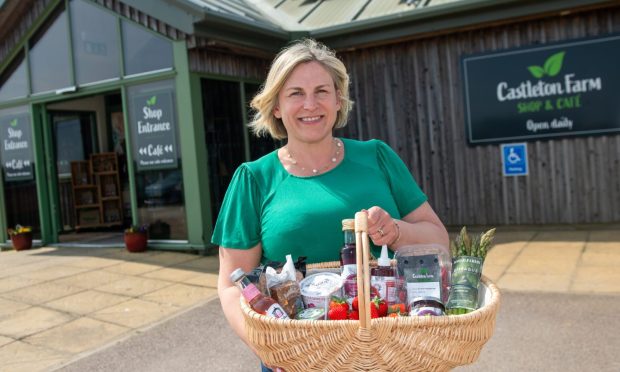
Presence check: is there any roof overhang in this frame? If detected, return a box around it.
[310,0,619,50]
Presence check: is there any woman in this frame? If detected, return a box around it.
[213,39,449,370]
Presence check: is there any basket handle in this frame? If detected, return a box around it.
[354,211,371,329]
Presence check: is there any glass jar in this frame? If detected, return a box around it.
[409,296,445,317]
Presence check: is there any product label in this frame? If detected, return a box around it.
[451,256,483,288]
[446,284,478,311]
[370,276,397,304]
[406,282,441,304]
[265,303,290,319]
[241,285,261,302]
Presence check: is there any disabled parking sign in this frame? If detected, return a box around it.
[501,143,528,176]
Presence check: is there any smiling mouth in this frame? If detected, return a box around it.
[299,116,322,122]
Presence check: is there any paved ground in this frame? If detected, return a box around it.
[0,226,619,371]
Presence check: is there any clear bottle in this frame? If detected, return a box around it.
[230,268,289,319]
[340,219,357,302]
[370,244,397,305]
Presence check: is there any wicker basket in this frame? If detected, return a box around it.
[240,213,501,371]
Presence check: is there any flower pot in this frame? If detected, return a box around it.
[124,232,148,253]
[11,232,33,251]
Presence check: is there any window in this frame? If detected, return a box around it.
[29,8,71,93]
[122,20,173,76]
[126,79,186,240]
[0,53,28,101]
[70,0,120,85]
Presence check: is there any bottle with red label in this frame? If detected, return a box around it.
[230,268,289,319]
[340,219,357,303]
[370,244,397,305]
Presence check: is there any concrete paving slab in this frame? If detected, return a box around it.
[173,256,219,271]
[90,298,180,329]
[571,266,620,293]
[505,253,580,275]
[497,273,572,292]
[481,264,506,283]
[584,241,620,254]
[0,282,85,305]
[141,283,218,307]
[135,252,200,267]
[62,257,123,269]
[534,230,589,241]
[103,261,161,276]
[104,249,163,261]
[580,251,620,266]
[0,306,73,338]
[93,276,174,297]
[588,230,620,241]
[0,335,14,348]
[0,276,44,293]
[0,298,30,320]
[141,267,201,282]
[18,265,91,281]
[0,341,68,372]
[484,241,526,266]
[51,269,128,289]
[181,272,218,288]
[23,317,129,354]
[0,260,57,279]
[519,241,584,254]
[44,290,132,315]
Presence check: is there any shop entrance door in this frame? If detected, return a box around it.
[44,93,131,245]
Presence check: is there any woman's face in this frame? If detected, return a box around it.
[274,61,341,144]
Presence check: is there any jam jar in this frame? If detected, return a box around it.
[409,296,445,317]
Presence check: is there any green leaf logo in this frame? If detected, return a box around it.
[9,118,18,127]
[527,51,566,78]
[146,96,157,106]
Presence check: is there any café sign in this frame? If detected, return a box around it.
[130,90,178,171]
[0,113,34,181]
[462,34,620,144]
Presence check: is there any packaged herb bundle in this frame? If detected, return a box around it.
[446,227,496,315]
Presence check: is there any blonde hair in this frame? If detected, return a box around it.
[249,39,353,140]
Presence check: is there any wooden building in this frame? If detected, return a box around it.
[0,0,618,250]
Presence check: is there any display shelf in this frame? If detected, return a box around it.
[70,153,123,230]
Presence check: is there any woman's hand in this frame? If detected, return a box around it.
[364,203,449,249]
[365,206,400,247]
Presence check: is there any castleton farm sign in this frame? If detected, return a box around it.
[462,34,620,144]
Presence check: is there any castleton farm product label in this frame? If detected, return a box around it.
[447,256,483,311]
[400,254,441,303]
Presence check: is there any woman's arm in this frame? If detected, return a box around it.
[217,244,262,350]
[366,202,449,250]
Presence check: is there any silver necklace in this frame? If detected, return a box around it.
[284,138,342,175]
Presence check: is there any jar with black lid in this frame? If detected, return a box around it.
[409,296,445,317]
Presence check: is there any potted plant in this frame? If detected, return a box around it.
[124,224,148,253]
[8,225,33,251]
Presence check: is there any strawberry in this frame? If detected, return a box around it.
[349,309,359,320]
[388,312,400,318]
[352,296,359,311]
[329,296,349,312]
[370,303,379,319]
[328,306,348,320]
[372,296,388,317]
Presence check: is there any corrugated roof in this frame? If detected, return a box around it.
[191,0,464,31]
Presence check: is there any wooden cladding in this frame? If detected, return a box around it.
[338,6,620,225]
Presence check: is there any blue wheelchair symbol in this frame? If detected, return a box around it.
[501,143,528,176]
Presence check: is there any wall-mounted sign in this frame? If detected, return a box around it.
[130,90,178,171]
[501,143,528,176]
[462,34,620,144]
[0,113,34,181]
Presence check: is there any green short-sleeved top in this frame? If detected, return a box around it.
[211,138,427,264]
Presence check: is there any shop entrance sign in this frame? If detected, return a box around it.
[0,113,34,181]
[130,90,178,171]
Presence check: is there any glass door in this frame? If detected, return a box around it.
[49,111,97,233]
